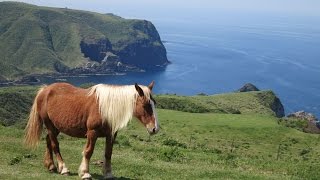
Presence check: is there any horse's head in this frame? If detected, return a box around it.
[134,81,159,135]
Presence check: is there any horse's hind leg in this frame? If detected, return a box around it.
[78,130,97,179]
[44,134,56,172]
[46,124,70,175]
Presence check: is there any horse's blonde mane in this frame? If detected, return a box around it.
[88,84,151,135]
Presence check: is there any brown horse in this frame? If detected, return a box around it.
[24,81,159,179]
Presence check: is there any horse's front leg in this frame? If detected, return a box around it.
[103,132,117,179]
[78,130,97,179]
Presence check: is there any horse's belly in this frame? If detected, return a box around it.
[51,117,87,138]
[47,106,107,138]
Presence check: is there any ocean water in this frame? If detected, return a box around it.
[40,12,320,117]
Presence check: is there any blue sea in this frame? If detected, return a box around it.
[40,10,320,117]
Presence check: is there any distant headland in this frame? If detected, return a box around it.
[0,2,169,83]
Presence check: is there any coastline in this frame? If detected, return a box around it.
[0,72,128,87]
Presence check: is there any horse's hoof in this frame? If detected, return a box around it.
[104,178,115,180]
[61,167,70,175]
[104,177,115,180]
[81,173,92,180]
[48,165,57,173]
[62,171,70,176]
[49,168,57,173]
[104,172,114,179]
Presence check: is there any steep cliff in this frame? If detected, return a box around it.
[80,38,112,63]
[114,20,168,69]
[0,2,169,81]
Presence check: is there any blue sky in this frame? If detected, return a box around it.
[5,0,320,17]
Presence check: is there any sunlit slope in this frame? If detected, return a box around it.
[156,90,284,117]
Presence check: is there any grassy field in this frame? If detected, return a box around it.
[1,109,319,179]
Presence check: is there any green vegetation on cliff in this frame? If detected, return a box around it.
[156,91,284,117]
[0,2,168,80]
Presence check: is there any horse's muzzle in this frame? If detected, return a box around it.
[147,127,159,135]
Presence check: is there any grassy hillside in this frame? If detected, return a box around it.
[0,2,168,80]
[0,110,319,179]
[0,86,37,127]
[156,90,284,117]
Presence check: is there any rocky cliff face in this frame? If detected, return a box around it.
[285,111,320,134]
[238,83,260,92]
[115,38,168,69]
[254,91,285,118]
[68,52,142,74]
[270,96,285,118]
[114,20,169,69]
[80,39,112,63]
[79,20,169,70]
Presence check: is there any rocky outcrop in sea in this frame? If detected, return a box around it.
[286,111,320,134]
[238,83,260,92]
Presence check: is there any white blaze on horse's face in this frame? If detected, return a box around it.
[149,99,159,134]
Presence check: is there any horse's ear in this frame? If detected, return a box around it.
[135,83,144,96]
[148,81,155,91]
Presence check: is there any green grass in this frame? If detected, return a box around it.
[1,110,320,179]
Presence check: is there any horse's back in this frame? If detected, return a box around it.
[40,83,89,110]
[46,82,85,95]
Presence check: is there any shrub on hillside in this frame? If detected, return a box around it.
[162,138,187,149]
[159,147,187,163]
[0,91,34,126]
[278,118,307,132]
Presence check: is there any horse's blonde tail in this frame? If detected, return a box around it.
[24,86,46,149]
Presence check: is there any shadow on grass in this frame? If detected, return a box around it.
[66,172,78,176]
[91,173,135,180]
[116,177,135,180]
